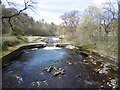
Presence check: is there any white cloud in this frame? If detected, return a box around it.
[93,0,107,5]
[3,0,103,24]
[32,10,62,24]
[93,0,117,5]
[31,0,93,24]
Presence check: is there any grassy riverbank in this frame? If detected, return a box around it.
[61,37,117,60]
[0,36,28,58]
[0,46,19,58]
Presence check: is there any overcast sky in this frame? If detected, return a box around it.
[2,0,118,25]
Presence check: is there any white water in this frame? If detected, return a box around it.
[43,46,62,50]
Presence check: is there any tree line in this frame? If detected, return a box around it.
[59,2,118,58]
[2,5,57,36]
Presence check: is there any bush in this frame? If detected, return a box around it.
[16,36,28,44]
[2,36,19,48]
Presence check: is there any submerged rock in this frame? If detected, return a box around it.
[98,63,111,74]
[60,69,65,75]
[110,79,116,88]
[36,81,41,87]
[53,67,65,76]
[54,60,61,62]
[84,80,92,86]
[44,66,65,76]
[67,61,73,65]
[31,80,48,87]
[45,65,53,72]
[54,71,61,76]
[15,75,24,84]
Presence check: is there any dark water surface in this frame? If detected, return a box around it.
[2,47,116,88]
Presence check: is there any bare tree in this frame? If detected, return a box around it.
[100,1,118,36]
[2,0,37,33]
[60,10,81,33]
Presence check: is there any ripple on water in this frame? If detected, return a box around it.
[3,47,116,88]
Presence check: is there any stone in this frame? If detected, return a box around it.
[54,60,60,62]
[45,66,53,72]
[61,69,65,75]
[54,71,61,76]
[67,61,73,65]
[66,45,76,49]
[15,75,24,84]
[53,67,65,76]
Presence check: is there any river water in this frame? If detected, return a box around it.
[2,46,117,88]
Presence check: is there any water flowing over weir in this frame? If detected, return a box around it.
[2,37,117,88]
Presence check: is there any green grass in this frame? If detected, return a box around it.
[0,46,19,58]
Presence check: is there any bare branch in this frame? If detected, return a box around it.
[6,0,11,6]
[103,1,118,19]
[100,1,118,35]
[2,0,37,19]
[8,18,14,32]
[2,0,37,33]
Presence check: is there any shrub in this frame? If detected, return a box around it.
[2,36,18,49]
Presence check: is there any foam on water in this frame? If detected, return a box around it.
[43,46,62,50]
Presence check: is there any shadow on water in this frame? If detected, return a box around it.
[2,46,117,88]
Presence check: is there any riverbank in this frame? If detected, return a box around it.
[1,35,50,58]
[0,42,47,58]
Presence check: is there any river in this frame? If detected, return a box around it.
[2,36,117,88]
